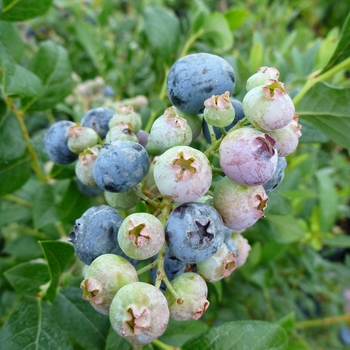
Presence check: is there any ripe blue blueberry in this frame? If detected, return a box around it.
[339,327,350,346]
[76,178,102,197]
[263,157,287,193]
[93,140,149,193]
[165,202,225,263]
[81,107,115,139]
[44,120,78,164]
[103,85,115,97]
[69,205,130,265]
[167,53,236,114]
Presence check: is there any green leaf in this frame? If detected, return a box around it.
[0,0,53,21]
[0,21,24,62]
[4,235,43,262]
[296,82,350,150]
[0,112,27,163]
[0,155,31,196]
[22,41,74,112]
[276,312,295,338]
[315,169,338,233]
[319,11,350,74]
[323,234,350,248]
[299,118,329,143]
[32,184,58,229]
[106,328,132,350]
[265,192,292,216]
[39,240,75,304]
[144,6,180,61]
[74,18,103,71]
[0,296,72,350]
[202,12,233,51]
[159,319,209,347]
[0,42,43,98]
[263,214,306,243]
[182,320,288,350]
[0,204,31,227]
[224,8,249,31]
[4,261,50,296]
[53,288,110,350]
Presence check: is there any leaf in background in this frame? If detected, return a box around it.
[0,204,31,227]
[4,235,43,262]
[39,240,75,304]
[296,82,350,150]
[276,312,295,338]
[315,169,338,233]
[299,118,329,143]
[202,12,233,51]
[224,8,249,31]
[53,288,110,350]
[0,296,72,349]
[0,42,43,98]
[32,184,58,229]
[4,261,50,296]
[0,0,53,21]
[0,21,24,62]
[105,327,133,350]
[0,112,27,163]
[319,11,350,75]
[0,155,31,196]
[159,318,209,347]
[182,320,288,350]
[323,234,350,248]
[74,18,103,71]
[144,6,180,61]
[22,41,74,112]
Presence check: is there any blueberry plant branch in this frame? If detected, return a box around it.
[5,97,47,183]
[292,56,350,106]
[152,339,180,350]
[294,312,350,329]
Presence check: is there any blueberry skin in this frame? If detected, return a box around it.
[44,120,78,165]
[339,327,350,346]
[203,98,245,143]
[103,86,115,97]
[76,178,102,197]
[263,157,287,193]
[69,205,126,265]
[167,53,236,115]
[93,141,150,193]
[165,202,225,264]
[81,107,114,139]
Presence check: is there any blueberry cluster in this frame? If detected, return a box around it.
[44,53,301,346]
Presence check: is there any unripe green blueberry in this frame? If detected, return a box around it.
[109,282,169,345]
[246,66,280,91]
[104,189,140,210]
[108,105,142,133]
[118,213,165,260]
[165,272,209,321]
[203,91,235,127]
[175,108,203,140]
[149,107,192,153]
[75,146,99,187]
[80,254,138,315]
[105,122,139,143]
[67,123,99,154]
[196,242,237,282]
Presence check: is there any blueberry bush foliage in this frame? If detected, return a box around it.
[1,1,350,349]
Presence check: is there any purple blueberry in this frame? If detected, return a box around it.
[81,107,114,139]
[44,120,78,164]
[69,205,128,265]
[167,53,236,114]
[93,140,150,193]
[165,202,225,264]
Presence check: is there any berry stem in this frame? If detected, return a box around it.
[152,339,180,350]
[294,312,350,329]
[133,186,161,208]
[5,97,47,183]
[293,56,350,106]
[179,28,205,57]
[2,194,32,207]
[136,260,158,275]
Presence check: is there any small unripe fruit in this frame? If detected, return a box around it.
[204,91,235,127]
[246,66,280,91]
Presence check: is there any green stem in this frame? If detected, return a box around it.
[133,186,161,208]
[294,313,350,329]
[179,29,205,58]
[152,339,180,350]
[54,221,67,238]
[2,194,32,207]
[6,97,47,182]
[2,0,21,12]
[137,260,158,275]
[293,56,350,106]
